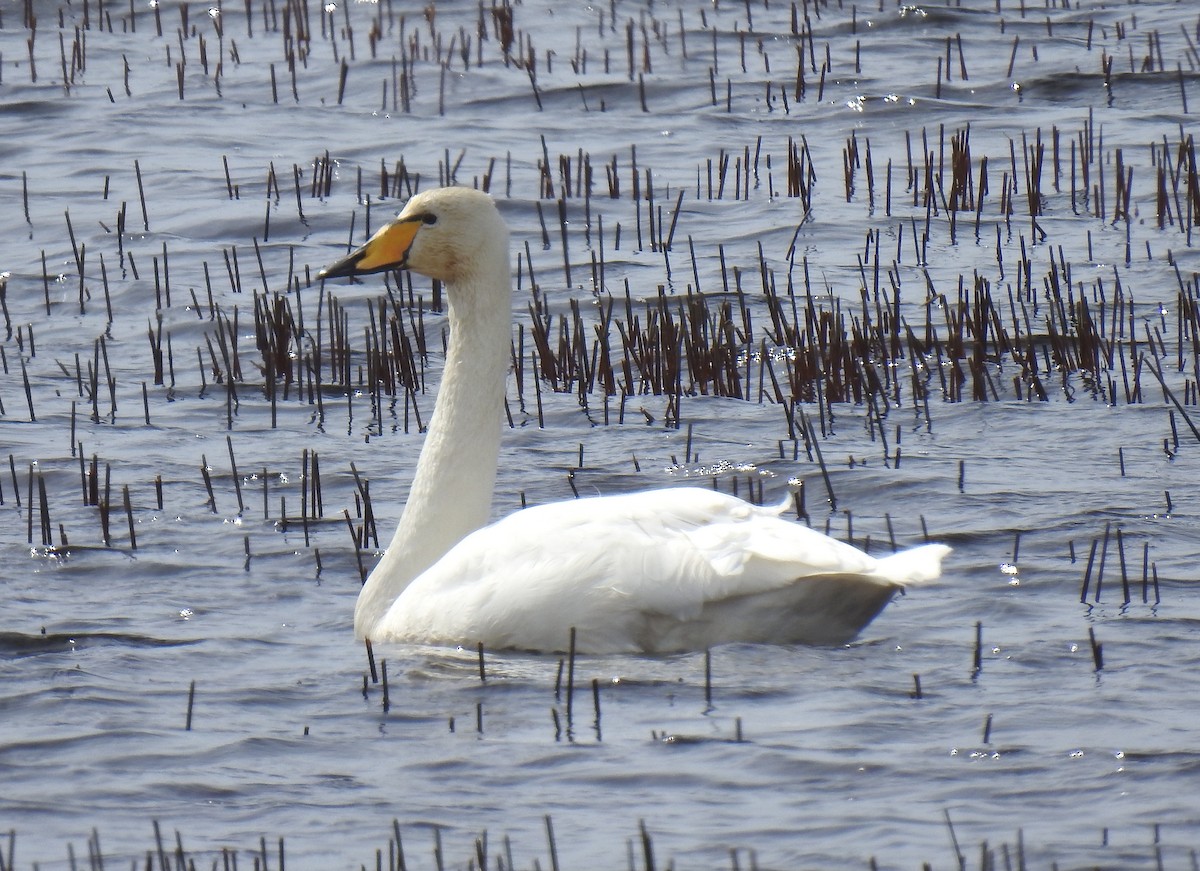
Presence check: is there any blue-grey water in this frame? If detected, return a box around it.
[2,0,1200,868]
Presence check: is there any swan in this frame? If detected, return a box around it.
[319,186,950,654]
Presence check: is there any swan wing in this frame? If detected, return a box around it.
[378,488,924,651]
[600,487,878,601]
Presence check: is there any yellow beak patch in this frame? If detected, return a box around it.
[319,216,422,279]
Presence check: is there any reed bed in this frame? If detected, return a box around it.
[7,112,1198,576]
[4,816,1193,871]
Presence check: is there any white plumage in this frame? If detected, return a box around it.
[319,186,950,654]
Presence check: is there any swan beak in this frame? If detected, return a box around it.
[318,216,422,279]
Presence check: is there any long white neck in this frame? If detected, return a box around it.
[355,244,512,638]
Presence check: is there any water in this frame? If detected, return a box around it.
[2,0,1200,867]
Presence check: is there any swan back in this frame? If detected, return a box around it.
[376,488,951,653]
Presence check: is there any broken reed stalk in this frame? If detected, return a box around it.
[200,456,217,513]
[972,621,982,676]
[1080,538,1099,603]
[185,680,195,730]
[1088,627,1104,671]
[123,485,136,549]
[544,815,560,871]
[365,639,378,683]
[226,435,244,515]
[591,678,602,741]
[344,508,366,583]
[564,626,577,730]
[639,820,656,871]
[944,809,966,871]
[703,648,713,709]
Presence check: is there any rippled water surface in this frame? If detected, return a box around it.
[2,0,1200,867]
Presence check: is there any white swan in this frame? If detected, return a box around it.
[319,186,950,654]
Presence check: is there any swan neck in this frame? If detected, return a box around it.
[355,249,511,638]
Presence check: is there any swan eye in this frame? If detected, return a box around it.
[421,213,438,225]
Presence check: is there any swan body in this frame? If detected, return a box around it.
[319,187,950,654]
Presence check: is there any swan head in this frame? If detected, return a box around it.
[318,187,508,287]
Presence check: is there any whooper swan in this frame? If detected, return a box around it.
[319,186,950,654]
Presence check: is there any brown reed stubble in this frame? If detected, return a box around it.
[4,0,1195,687]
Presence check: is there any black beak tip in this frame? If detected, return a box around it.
[318,253,362,281]
[318,251,406,281]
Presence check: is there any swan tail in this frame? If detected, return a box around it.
[873,544,951,586]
